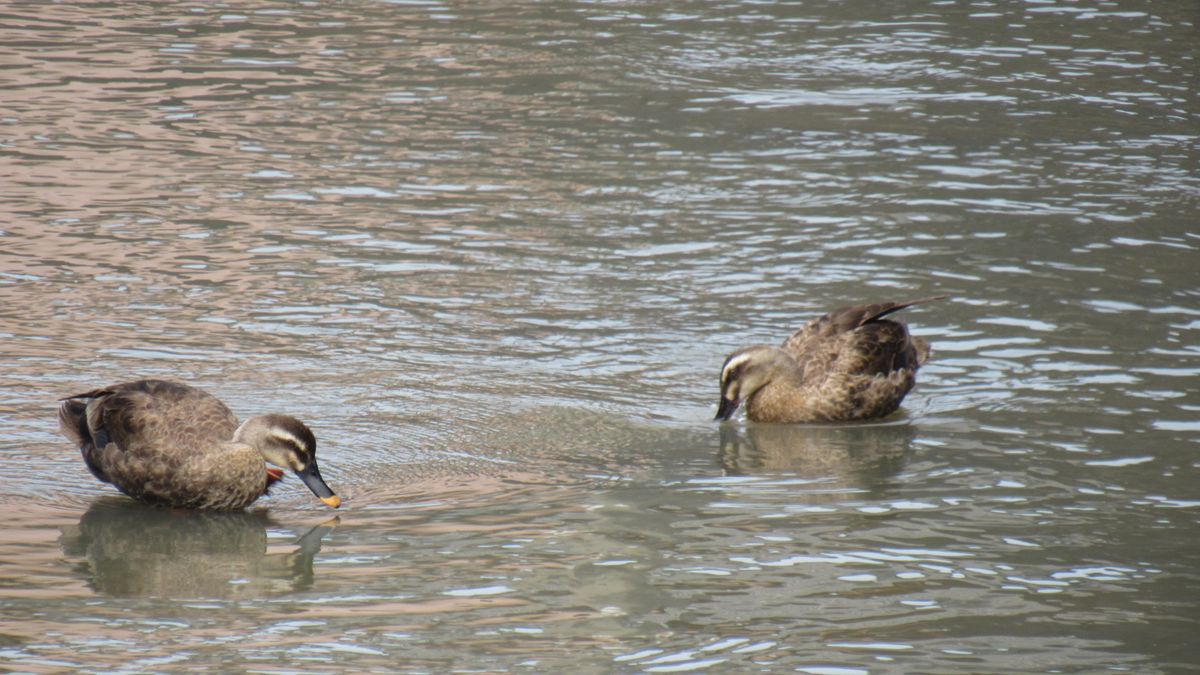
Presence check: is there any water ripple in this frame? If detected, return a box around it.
[1,1,1197,672]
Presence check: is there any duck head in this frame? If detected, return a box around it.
[715,346,789,422]
[235,414,341,508]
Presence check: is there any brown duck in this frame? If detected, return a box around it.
[58,379,341,510]
[716,297,944,423]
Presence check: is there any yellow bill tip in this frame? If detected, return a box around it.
[320,494,342,509]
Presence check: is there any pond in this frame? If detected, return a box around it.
[1,1,1197,672]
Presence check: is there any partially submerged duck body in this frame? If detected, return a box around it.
[58,379,340,510]
[716,297,944,424]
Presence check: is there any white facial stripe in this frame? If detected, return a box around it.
[268,430,306,452]
[721,353,756,382]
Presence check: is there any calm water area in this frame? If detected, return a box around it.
[1,1,1198,672]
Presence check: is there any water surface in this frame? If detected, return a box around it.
[2,1,1197,672]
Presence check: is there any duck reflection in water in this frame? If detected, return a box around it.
[59,497,338,599]
[718,422,914,497]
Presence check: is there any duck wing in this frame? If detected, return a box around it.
[782,297,944,379]
[59,380,239,485]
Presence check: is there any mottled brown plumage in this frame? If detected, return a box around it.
[716,297,944,423]
[58,380,341,510]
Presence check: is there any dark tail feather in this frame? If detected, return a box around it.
[864,295,948,324]
[57,399,91,448]
[58,395,114,483]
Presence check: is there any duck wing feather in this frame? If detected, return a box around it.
[59,380,239,488]
[782,296,945,382]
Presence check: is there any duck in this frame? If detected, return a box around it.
[715,297,945,424]
[58,379,341,510]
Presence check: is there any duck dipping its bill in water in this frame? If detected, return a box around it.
[716,297,946,424]
[59,379,341,510]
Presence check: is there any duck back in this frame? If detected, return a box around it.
[58,380,265,509]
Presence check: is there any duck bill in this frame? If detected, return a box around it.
[714,396,740,422]
[296,462,341,508]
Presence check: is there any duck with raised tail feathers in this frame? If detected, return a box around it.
[58,379,341,510]
[716,297,945,424]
